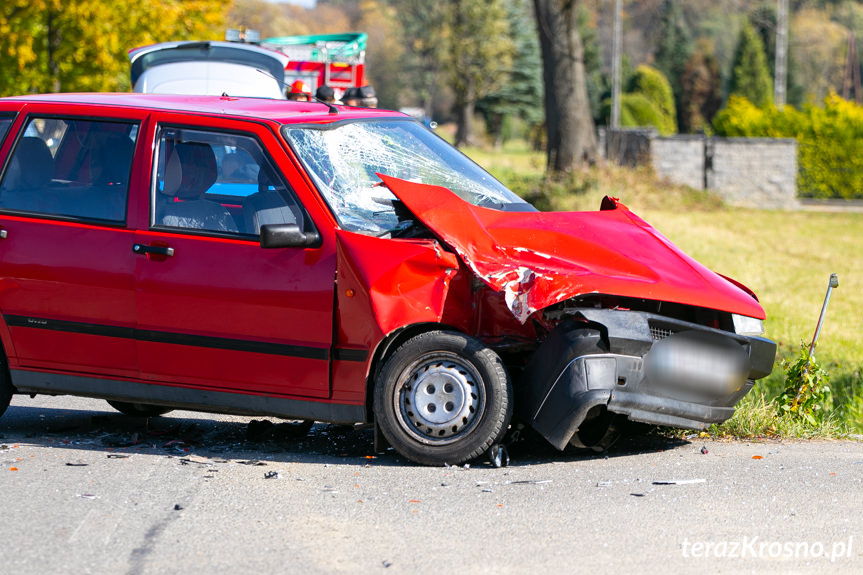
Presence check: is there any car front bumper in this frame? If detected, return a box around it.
[518,309,777,450]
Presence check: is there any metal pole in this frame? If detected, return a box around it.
[611,0,622,130]
[808,273,839,358]
[793,273,839,409]
[775,0,788,109]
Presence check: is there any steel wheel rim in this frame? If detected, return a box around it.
[394,351,485,445]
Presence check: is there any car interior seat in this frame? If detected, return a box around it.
[0,137,55,212]
[158,141,237,232]
[241,164,303,235]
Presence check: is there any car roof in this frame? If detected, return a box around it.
[0,93,405,125]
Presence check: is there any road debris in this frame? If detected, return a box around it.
[263,470,281,479]
[179,455,212,466]
[651,479,706,485]
[700,446,709,454]
[504,479,552,485]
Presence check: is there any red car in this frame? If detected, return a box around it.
[0,94,775,465]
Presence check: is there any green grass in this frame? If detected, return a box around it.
[461,142,863,436]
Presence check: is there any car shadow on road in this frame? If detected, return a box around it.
[0,402,691,468]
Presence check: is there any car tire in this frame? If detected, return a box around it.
[374,330,512,466]
[107,400,173,417]
[0,353,12,419]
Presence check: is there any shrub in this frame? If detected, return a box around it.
[713,93,863,199]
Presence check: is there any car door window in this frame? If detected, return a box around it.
[152,127,306,236]
[0,117,137,222]
[0,116,13,146]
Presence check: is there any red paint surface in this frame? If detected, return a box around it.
[381,175,766,321]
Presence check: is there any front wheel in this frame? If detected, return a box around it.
[374,331,512,466]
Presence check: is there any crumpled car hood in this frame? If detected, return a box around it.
[380,175,766,323]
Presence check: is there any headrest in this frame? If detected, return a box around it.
[14,137,54,188]
[162,141,217,199]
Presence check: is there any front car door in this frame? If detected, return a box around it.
[133,116,336,398]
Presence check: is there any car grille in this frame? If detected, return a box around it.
[650,325,677,340]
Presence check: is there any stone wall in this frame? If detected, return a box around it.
[707,138,799,210]
[606,130,799,210]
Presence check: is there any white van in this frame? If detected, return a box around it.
[129,41,289,99]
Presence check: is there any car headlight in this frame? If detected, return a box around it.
[732,314,764,336]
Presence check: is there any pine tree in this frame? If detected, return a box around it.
[477,0,543,148]
[653,0,693,125]
[729,18,774,109]
[679,41,722,133]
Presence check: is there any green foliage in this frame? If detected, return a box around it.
[477,0,543,145]
[777,346,832,426]
[749,2,805,107]
[628,65,677,127]
[729,18,774,108]
[0,0,226,96]
[713,93,863,199]
[679,41,722,132]
[653,0,693,122]
[577,2,607,124]
[600,66,677,135]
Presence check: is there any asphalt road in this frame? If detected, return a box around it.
[1,394,861,574]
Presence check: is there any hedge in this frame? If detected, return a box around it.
[713,93,863,199]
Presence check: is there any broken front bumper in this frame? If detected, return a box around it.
[518,309,777,450]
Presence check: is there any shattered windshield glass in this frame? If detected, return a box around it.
[282,119,532,234]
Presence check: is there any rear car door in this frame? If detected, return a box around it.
[0,109,142,379]
[133,117,336,398]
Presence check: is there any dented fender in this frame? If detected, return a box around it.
[334,229,460,351]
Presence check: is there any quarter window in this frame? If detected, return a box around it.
[0,117,137,222]
[152,127,306,237]
[0,116,13,146]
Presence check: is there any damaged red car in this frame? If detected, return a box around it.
[0,94,775,465]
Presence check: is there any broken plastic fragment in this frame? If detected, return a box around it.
[652,479,706,485]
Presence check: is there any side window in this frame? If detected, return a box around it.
[152,127,306,237]
[0,116,13,146]
[0,117,137,222]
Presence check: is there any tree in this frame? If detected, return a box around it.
[533,0,597,174]
[390,0,451,119]
[448,0,514,147]
[729,18,773,109]
[653,0,693,127]
[678,40,721,133]
[355,0,406,110]
[0,0,226,96]
[477,0,543,148]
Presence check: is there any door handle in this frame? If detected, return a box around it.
[0,229,7,239]
[133,244,175,257]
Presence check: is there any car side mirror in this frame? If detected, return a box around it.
[260,223,321,249]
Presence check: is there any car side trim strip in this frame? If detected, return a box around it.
[10,369,366,423]
[3,314,367,362]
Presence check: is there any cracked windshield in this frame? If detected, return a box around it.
[283,120,532,234]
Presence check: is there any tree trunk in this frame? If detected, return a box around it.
[454,77,476,148]
[533,0,597,174]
